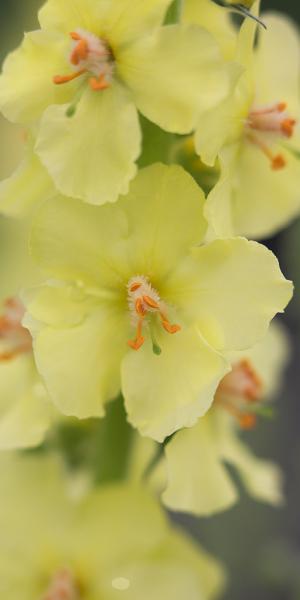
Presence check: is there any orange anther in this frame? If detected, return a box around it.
[277,102,287,112]
[143,295,160,310]
[281,118,296,138]
[239,413,257,430]
[161,319,181,335]
[135,298,146,317]
[272,154,286,170]
[127,319,145,350]
[89,75,110,91]
[53,70,85,85]
[127,336,145,351]
[71,38,88,65]
[70,31,81,41]
[130,283,142,292]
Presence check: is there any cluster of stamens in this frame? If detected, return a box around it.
[127,276,181,352]
[41,569,81,600]
[246,102,296,170]
[215,359,263,429]
[53,29,114,92]
[0,297,32,361]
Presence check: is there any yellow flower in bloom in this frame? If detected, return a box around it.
[0,453,226,600]
[24,164,292,442]
[0,0,234,206]
[184,3,300,239]
[162,321,290,515]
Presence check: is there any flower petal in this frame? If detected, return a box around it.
[255,13,300,111]
[39,0,172,45]
[230,141,300,239]
[182,0,236,59]
[0,355,53,450]
[36,84,141,204]
[0,30,72,124]
[30,194,129,288]
[120,163,207,281]
[28,293,128,418]
[122,327,229,442]
[0,147,54,217]
[166,237,293,351]
[219,414,284,506]
[119,24,234,133]
[162,416,238,515]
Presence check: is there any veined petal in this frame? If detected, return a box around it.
[0,355,53,450]
[29,298,128,418]
[122,327,229,442]
[0,30,72,124]
[119,24,234,134]
[166,238,293,351]
[30,195,129,288]
[219,414,284,506]
[255,13,300,111]
[36,84,141,205]
[39,0,172,46]
[231,138,300,239]
[163,416,238,516]
[0,147,54,217]
[120,163,207,281]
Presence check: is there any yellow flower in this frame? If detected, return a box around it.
[0,452,226,600]
[185,4,300,238]
[162,321,290,515]
[24,164,292,442]
[0,0,233,206]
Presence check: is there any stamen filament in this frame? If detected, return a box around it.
[53,69,85,85]
[247,133,286,170]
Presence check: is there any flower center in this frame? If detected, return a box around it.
[215,359,263,429]
[0,297,32,361]
[246,102,296,170]
[41,569,81,600]
[127,275,181,352]
[53,29,114,93]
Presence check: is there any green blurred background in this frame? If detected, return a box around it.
[0,1,299,599]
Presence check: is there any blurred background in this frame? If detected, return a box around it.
[0,1,299,599]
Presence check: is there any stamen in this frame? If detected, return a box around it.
[89,75,110,91]
[215,360,263,429]
[53,29,114,95]
[41,569,80,600]
[247,101,296,169]
[53,70,85,85]
[127,276,181,352]
[247,133,286,170]
[0,297,32,361]
[127,318,145,351]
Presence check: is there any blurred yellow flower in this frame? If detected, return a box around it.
[0,452,226,600]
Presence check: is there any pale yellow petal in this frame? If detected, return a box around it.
[163,416,238,515]
[119,24,233,134]
[0,30,72,123]
[36,84,141,205]
[122,327,228,442]
[166,237,293,351]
